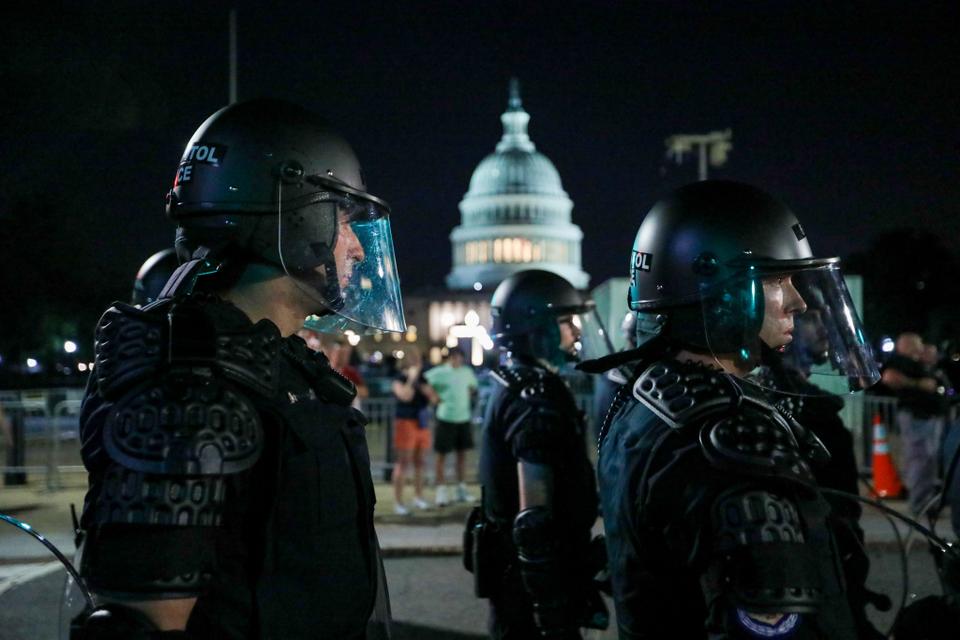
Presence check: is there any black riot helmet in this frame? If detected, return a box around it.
[165,98,405,334]
[628,180,879,392]
[131,248,179,307]
[491,269,611,367]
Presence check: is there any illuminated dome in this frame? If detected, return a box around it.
[447,79,589,290]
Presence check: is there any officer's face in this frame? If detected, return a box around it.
[795,309,830,364]
[759,275,807,350]
[332,214,365,289]
[558,315,581,353]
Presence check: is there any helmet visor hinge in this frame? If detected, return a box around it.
[276,160,305,185]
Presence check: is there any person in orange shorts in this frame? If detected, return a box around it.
[392,347,436,515]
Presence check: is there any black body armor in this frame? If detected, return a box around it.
[598,357,858,640]
[78,295,384,639]
[473,360,601,638]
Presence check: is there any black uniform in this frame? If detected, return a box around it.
[474,359,599,639]
[78,295,386,639]
[598,357,859,640]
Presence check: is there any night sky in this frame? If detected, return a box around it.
[3,1,958,296]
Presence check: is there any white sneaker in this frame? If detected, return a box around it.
[413,496,430,510]
[435,485,450,507]
[457,483,476,503]
[394,503,411,516]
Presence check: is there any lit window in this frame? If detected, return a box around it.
[532,241,542,262]
[522,239,532,262]
[494,238,502,263]
[478,240,488,263]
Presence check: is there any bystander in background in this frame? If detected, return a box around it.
[321,335,369,410]
[391,347,436,515]
[922,342,960,539]
[882,333,945,516]
[424,348,478,506]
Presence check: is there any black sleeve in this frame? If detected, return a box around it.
[635,440,829,639]
[504,397,571,466]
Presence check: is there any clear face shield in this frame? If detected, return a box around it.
[557,305,615,363]
[278,182,406,335]
[701,262,880,394]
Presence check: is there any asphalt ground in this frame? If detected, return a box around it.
[0,550,947,639]
[1,475,956,638]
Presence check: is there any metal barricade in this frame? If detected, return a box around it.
[4,384,934,489]
[359,396,396,479]
[0,389,84,489]
[1,394,51,486]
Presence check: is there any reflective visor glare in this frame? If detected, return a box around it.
[702,264,880,395]
[575,309,615,361]
[287,196,406,335]
[782,267,879,392]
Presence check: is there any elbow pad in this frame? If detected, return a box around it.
[70,604,191,639]
[513,507,576,637]
[703,488,822,615]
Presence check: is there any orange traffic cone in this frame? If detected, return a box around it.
[871,413,903,499]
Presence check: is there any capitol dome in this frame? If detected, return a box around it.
[466,148,566,198]
[446,79,589,290]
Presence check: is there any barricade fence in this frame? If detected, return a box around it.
[0,385,953,491]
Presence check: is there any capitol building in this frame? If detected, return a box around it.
[357,80,596,366]
[446,79,589,291]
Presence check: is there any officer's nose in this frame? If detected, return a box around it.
[342,223,365,263]
[783,278,807,315]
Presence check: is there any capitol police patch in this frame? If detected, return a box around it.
[734,609,800,638]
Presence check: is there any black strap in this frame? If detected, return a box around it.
[157,258,205,299]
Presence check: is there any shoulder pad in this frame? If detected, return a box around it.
[491,365,544,394]
[94,297,282,400]
[169,296,281,398]
[491,365,566,405]
[281,338,357,406]
[103,372,263,476]
[699,403,817,485]
[95,302,169,398]
[631,359,740,429]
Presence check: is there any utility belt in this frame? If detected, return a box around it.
[463,504,512,598]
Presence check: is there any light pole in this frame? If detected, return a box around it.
[664,129,733,181]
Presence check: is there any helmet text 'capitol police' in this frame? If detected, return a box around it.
[174,143,228,185]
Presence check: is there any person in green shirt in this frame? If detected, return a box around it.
[424,348,479,505]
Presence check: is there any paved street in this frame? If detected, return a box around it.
[0,478,955,638]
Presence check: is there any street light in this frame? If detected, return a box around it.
[665,129,733,181]
[64,340,78,354]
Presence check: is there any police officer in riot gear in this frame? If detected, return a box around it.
[467,269,608,639]
[131,249,179,307]
[73,99,403,639]
[587,180,884,639]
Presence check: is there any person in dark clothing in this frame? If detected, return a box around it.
[130,249,180,308]
[72,99,404,639]
[882,332,945,516]
[761,309,889,635]
[591,312,637,442]
[586,180,885,639]
[468,269,608,639]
